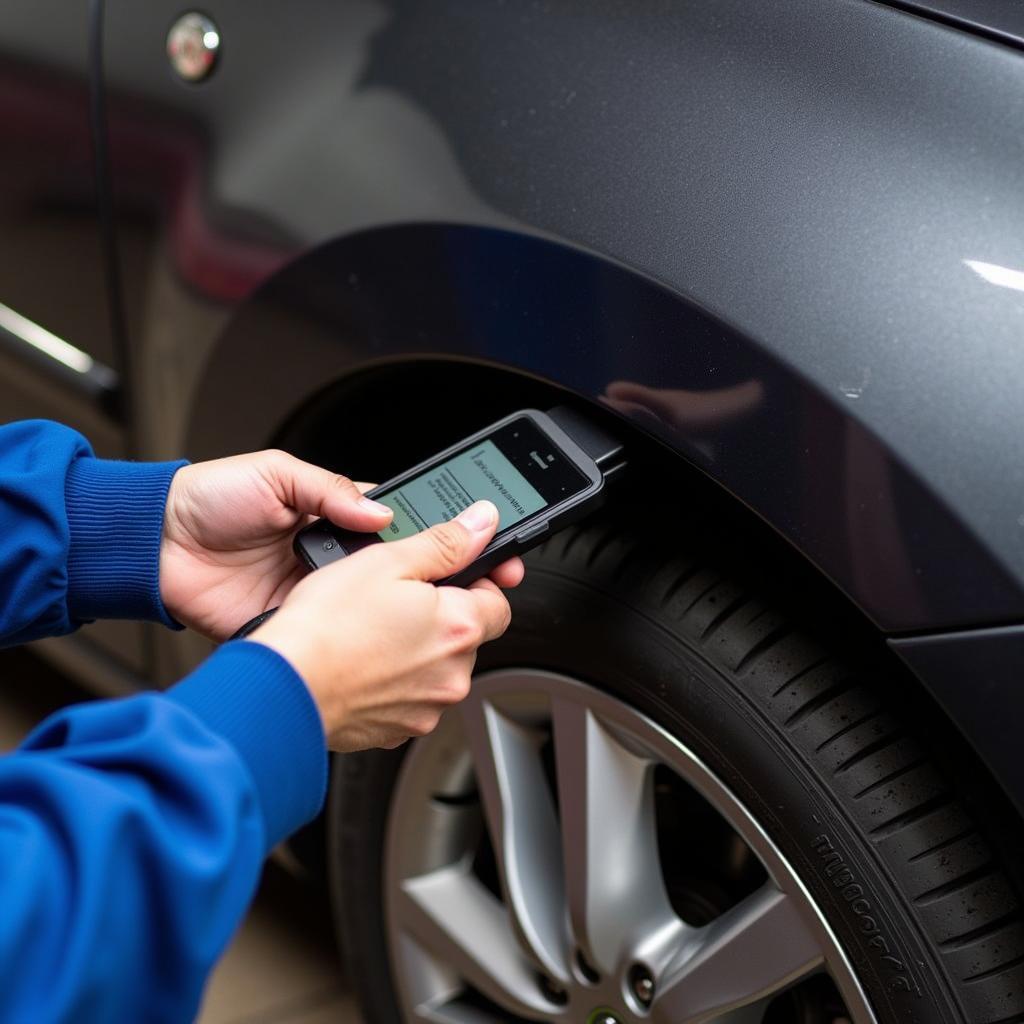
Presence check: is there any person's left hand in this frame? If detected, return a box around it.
[160,450,525,641]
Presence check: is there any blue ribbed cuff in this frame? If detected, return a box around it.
[167,641,328,849]
[65,456,187,627]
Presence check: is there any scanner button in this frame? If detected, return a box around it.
[516,522,549,543]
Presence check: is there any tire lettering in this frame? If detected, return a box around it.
[811,834,921,997]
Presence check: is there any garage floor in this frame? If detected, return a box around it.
[0,649,363,1024]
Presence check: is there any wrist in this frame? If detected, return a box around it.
[250,615,338,738]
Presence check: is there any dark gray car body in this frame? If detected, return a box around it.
[2,1,1023,815]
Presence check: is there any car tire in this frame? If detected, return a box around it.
[330,501,1024,1023]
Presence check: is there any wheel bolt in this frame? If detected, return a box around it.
[629,963,655,1007]
[538,974,567,1005]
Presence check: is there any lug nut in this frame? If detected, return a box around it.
[629,963,655,1008]
[538,974,568,1005]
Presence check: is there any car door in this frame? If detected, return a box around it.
[0,0,147,680]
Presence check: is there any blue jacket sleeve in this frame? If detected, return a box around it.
[0,640,327,1024]
[0,419,186,645]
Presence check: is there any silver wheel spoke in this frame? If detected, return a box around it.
[392,931,461,1024]
[552,696,679,973]
[652,885,824,1024]
[460,695,569,982]
[396,865,554,1020]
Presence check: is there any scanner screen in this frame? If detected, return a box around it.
[377,437,547,541]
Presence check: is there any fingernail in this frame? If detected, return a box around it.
[456,500,497,533]
[360,497,391,516]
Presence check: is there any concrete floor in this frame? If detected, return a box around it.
[0,649,363,1024]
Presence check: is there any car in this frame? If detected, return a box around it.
[3,2,1024,1021]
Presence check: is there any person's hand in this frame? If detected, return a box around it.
[160,451,393,640]
[252,500,513,751]
[160,449,524,641]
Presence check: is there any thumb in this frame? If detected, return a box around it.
[386,501,499,581]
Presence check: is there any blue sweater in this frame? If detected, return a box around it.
[0,421,327,1023]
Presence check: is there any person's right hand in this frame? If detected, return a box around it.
[251,500,514,751]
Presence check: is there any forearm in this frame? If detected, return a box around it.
[0,641,326,1024]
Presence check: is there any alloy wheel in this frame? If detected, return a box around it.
[384,669,876,1023]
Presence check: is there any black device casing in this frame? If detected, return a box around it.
[294,408,612,588]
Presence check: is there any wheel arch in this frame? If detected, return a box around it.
[180,220,1024,862]
[184,222,1021,636]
